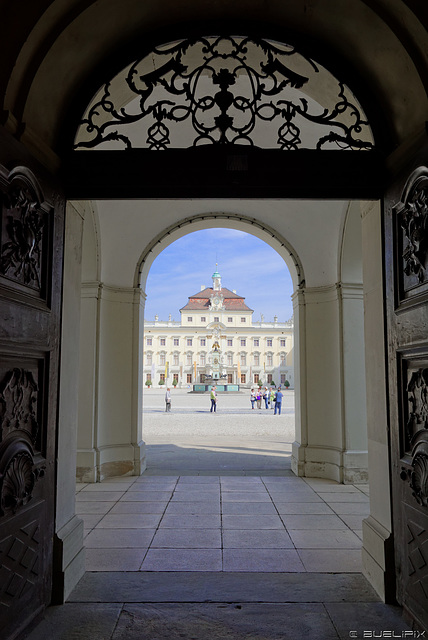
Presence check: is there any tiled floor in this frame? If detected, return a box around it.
[76,475,369,573]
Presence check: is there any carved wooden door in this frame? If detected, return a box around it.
[384,154,428,631]
[0,147,64,639]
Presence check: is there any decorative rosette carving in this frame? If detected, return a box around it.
[1,451,35,515]
[410,452,428,508]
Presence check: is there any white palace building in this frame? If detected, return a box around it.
[144,268,294,390]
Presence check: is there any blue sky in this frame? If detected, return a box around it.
[144,228,294,321]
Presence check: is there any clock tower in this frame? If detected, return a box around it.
[212,265,221,291]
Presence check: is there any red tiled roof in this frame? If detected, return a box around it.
[180,287,253,312]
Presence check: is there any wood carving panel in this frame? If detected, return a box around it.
[405,504,428,608]
[393,167,428,309]
[0,167,51,302]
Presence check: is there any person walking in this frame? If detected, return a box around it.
[274,386,283,415]
[165,387,171,412]
[270,387,276,409]
[256,388,262,409]
[210,386,217,412]
[250,388,256,409]
[263,387,269,409]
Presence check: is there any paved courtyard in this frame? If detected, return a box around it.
[25,389,411,639]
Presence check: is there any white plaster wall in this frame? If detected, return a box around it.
[360,200,393,600]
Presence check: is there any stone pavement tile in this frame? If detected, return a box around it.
[221,501,277,515]
[355,530,363,540]
[220,477,264,486]
[318,492,369,503]
[110,603,339,640]
[222,514,284,529]
[298,549,363,572]
[84,528,155,548]
[135,475,179,483]
[338,514,366,529]
[173,485,220,494]
[170,490,220,502]
[325,602,411,639]
[271,492,324,503]
[159,514,221,529]
[75,483,88,491]
[223,549,305,572]
[76,491,125,502]
[81,482,134,491]
[75,501,116,515]
[274,502,335,515]
[221,491,271,502]
[96,514,162,529]
[288,529,362,549]
[104,476,139,483]
[330,502,371,515]
[85,548,148,571]
[281,514,349,530]
[177,476,220,485]
[120,491,173,502]
[127,482,176,492]
[223,529,294,549]
[165,501,221,515]
[24,603,122,640]
[79,514,104,530]
[151,528,221,549]
[109,501,169,514]
[69,572,380,603]
[304,481,360,493]
[141,549,222,571]
[353,484,370,494]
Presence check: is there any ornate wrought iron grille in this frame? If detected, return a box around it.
[75,36,374,151]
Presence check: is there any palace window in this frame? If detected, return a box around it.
[187,374,192,383]
[228,374,233,384]
[146,337,152,346]
[146,353,152,366]
[160,373,165,382]
[254,373,259,384]
[174,338,179,346]
[228,317,233,323]
[267,338,273,347]
[201,316,206,323]
[187,353,192,365]
[214,316,219,322]
[188,317,193,322]
[241,374,246,384]
[227,339,233,346]
[267,374,273,383]
[280,339,286,347]
[187,338,192,346]
[267,354,273,366]
[281,374,286,384]
[254,338,259,347]
[146,373,151,382]
[160,338,166,346]
[240,339,246,347]
[173,353,179,366]
[241,353,246,366]
[254,353,260,366]
[241,317,246,323]
[173,373,178,383]
[280,353,286,365]
[200,338,206,346]
[160,353,166,366]
[227,354,233,366]
[200,353,206,366]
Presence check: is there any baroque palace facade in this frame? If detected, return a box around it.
[144,268,294,389]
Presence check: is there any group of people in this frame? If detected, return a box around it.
[164,385,284,414]
[250,386,284,415]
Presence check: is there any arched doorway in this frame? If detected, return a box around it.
[1,4,428,634]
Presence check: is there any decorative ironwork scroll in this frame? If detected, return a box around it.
[75,36,373,151]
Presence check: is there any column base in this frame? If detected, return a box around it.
[362,515,396,603]
[291,442,368,483]
[77,441,146,482]
[52,515,85,604]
